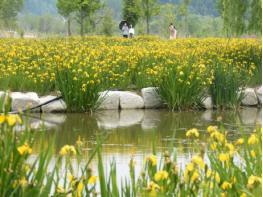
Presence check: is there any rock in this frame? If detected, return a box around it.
[141,110,161,130]
[96,110,119,129]
[141,87,163,109]
[239,107,258,125]
[202,96,213,109]
[255,86,262,104]
[119,91,144,109]
[11,92,40,112]
[98,91,120,110]
[40,95,67,112]
[119,110,144,127]
[241,88,258,106]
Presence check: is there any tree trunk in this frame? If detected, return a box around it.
[146,15,150,34]
[67,18,71,36]
[80,10,84,36]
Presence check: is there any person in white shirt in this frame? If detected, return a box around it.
[129,25,135,38]
[169,23,177,40]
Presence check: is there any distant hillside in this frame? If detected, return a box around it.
[20,0,218,17]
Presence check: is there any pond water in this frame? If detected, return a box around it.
[28,108,261,180]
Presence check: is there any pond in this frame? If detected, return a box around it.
[28,108,261,180]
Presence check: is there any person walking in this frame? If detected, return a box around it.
[122,23,129,38]
[169,23,177,40]
[129,25,135,38]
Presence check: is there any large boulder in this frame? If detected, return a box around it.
[119,91,144,109]
[255,86,262,104]
[241,88,258,106]
[98,91,120,110]
[40,95,67,113]
[141,87,163,109]
[11,92,40,112]
[202,96,213,109]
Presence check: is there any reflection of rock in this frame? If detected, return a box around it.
[142,110,161,129]
[241,88,258,106]
[96,110,119,129]
[40,113,67,124]
[255,86,262,104]
[98,91,120,110]
[119,110,144,127]
[201,110,213,122]
[202,97,213,109]
[30,121,57,130]
[11,92,40,112]
[40,96,67,112]
[119,92,144,109]
[141,87,163,109]
[256,109,262,124]
[240,107,258,125]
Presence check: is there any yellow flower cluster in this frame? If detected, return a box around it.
[17,143,32,155]
[0,37,260,94]
[186,128,199,138]
[0,114,22,126]
[59,145,77,156]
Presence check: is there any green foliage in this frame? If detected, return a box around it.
[0,0,24,29]
[140,0,160,34]
[157,60,207,111]
[122,0,141,27]
[209,63,247,109]
[55,68,102,112]
[248,0,262,34]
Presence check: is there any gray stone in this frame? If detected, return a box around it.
[241,88,258,106]
[202,96,213,109]
[40,95,67,112]
[141,87,163,109]
[119,91,144,109]
[98,91,120,110]
[11,92,40,112]
[255,86,262,104]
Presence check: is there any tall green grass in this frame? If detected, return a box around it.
[55,68,102,112]
[157,61,207,111]
[210,63,247,109]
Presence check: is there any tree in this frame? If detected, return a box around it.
[217,0,248,36]
[177,0,191,37]
[0,0,24,29]
[122,0,140,27]
[158,3,177,37]
[140,0,160,34]
[75,0,101,36]
[101,7,115,36]
[57,0,76,36]
[248,0,261,34]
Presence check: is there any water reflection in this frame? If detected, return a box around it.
[29,108,261,182]
[31,108,261,153]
